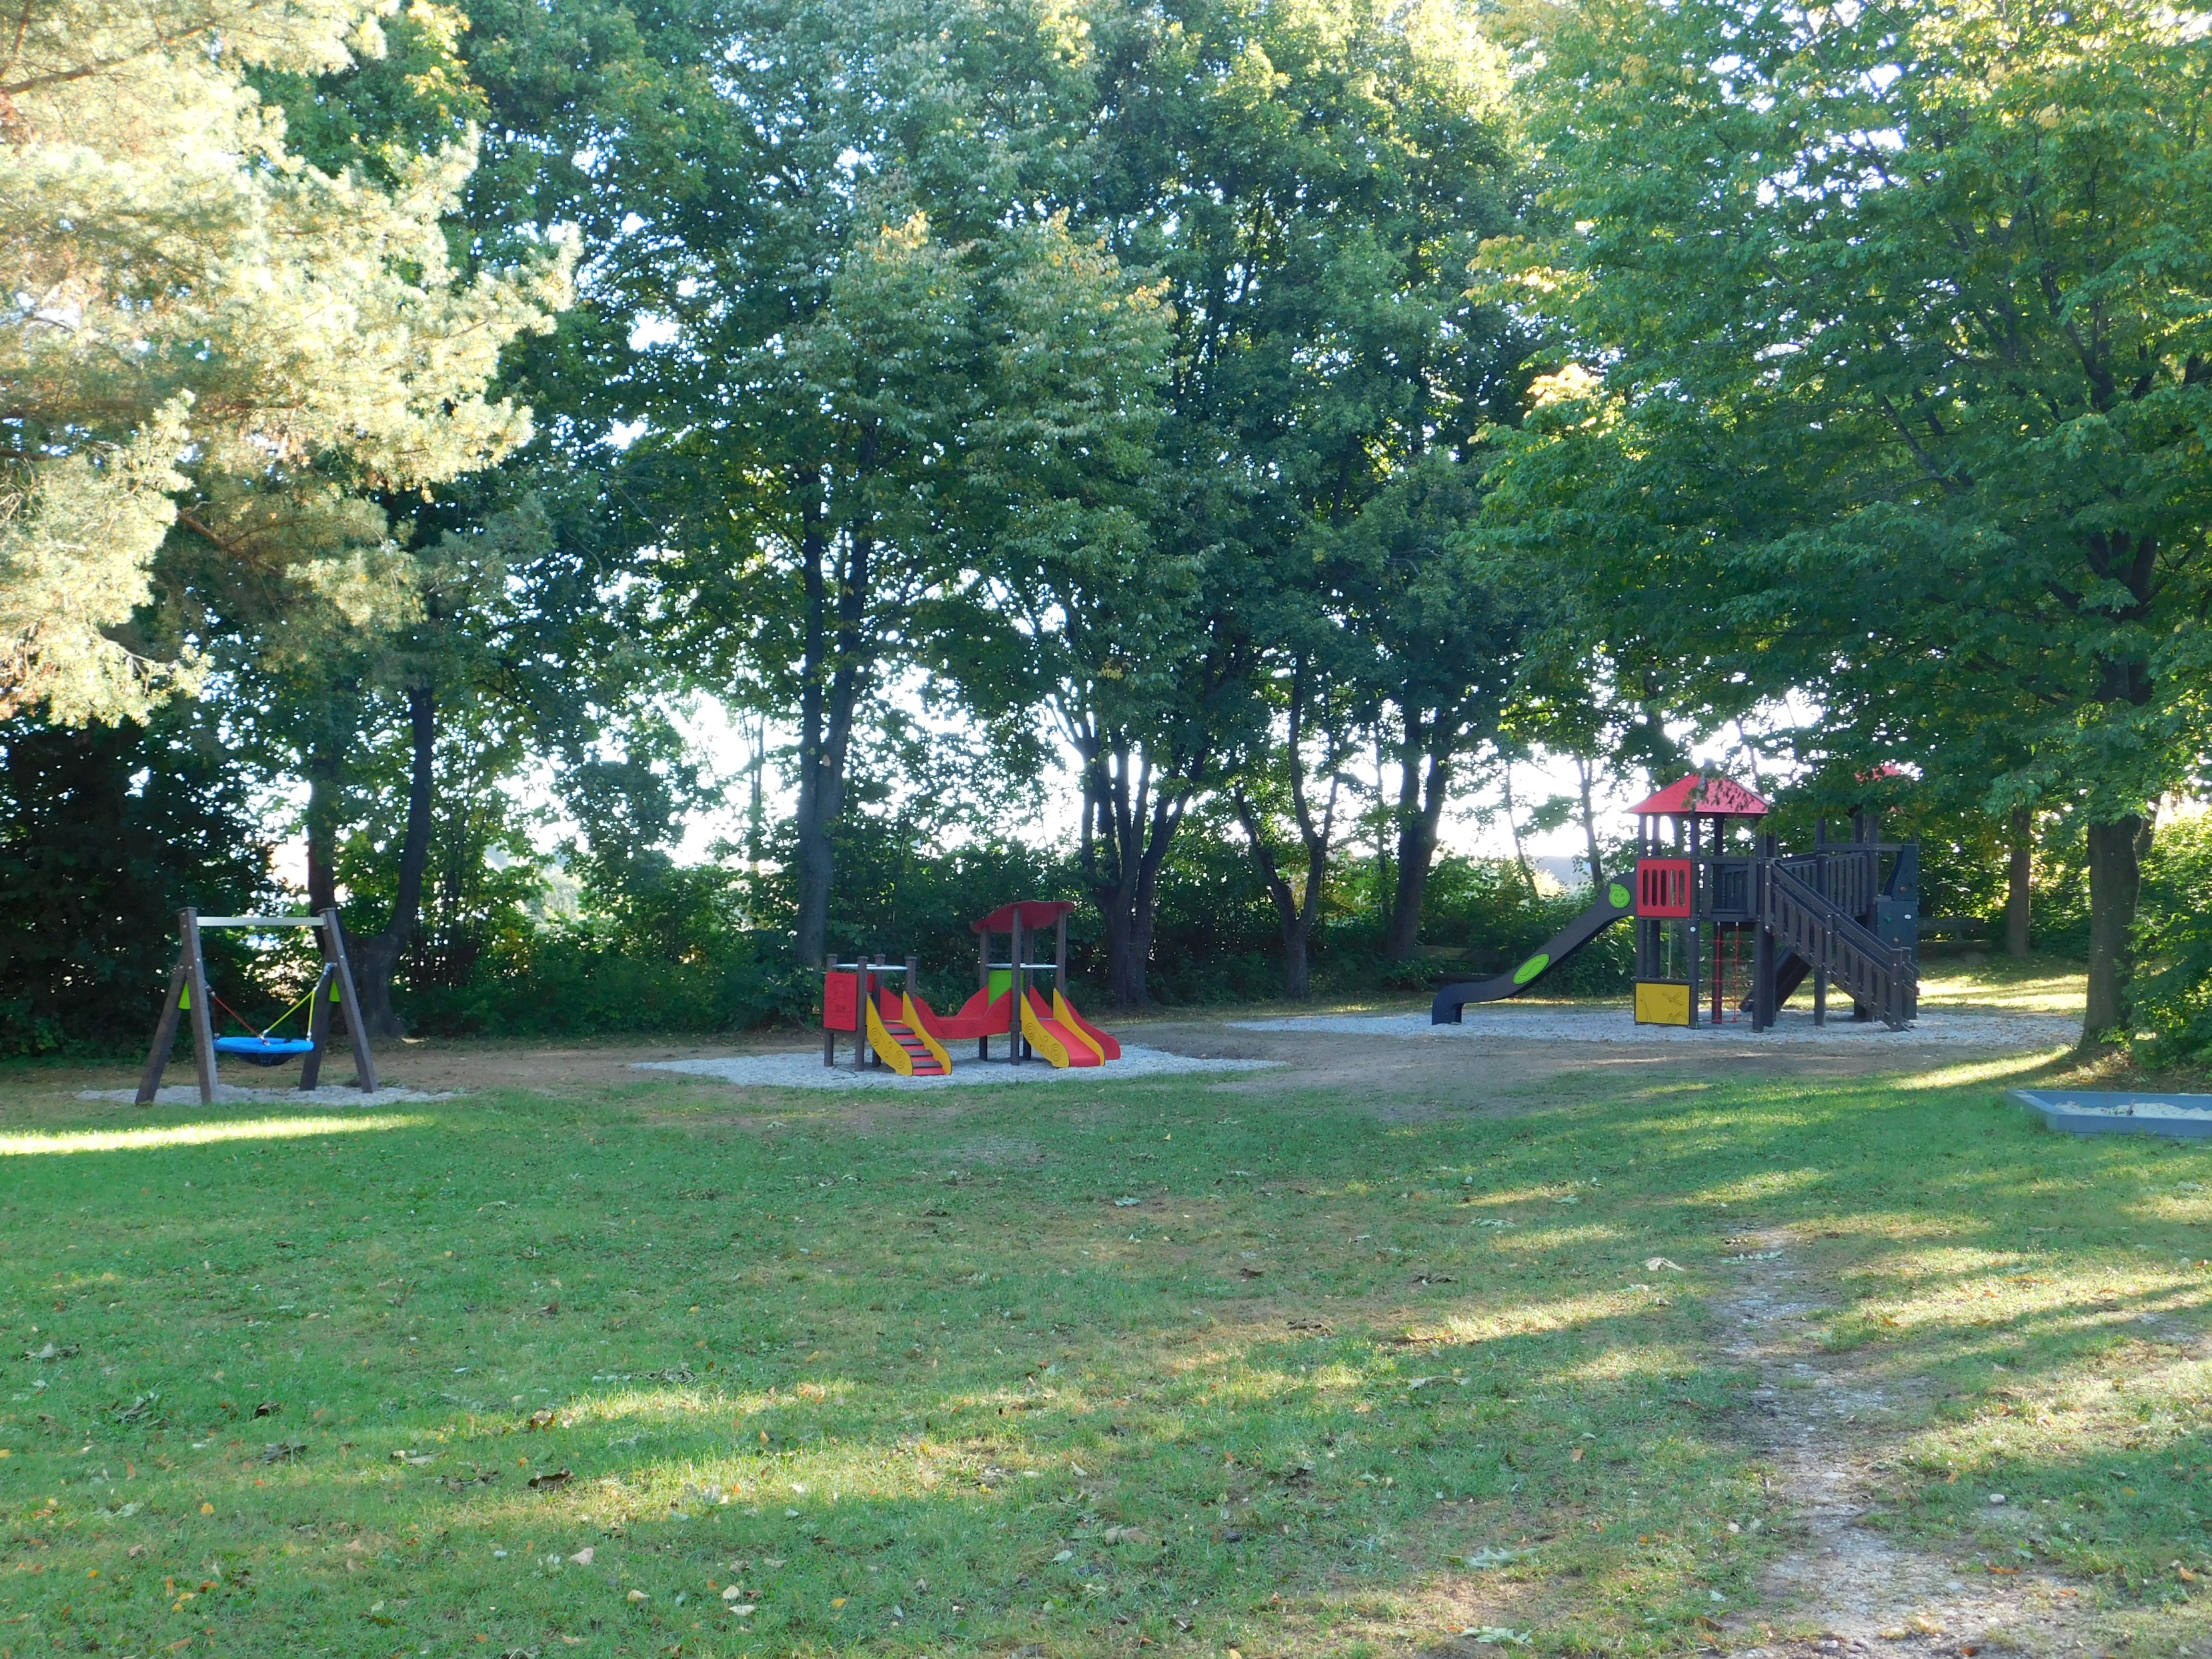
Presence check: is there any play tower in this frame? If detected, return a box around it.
[1626,775,1917,1028]
[1432,772,1919,1031]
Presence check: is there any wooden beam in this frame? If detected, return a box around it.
[319,908,379,1092]
[299,964,337,1091]
[181,908,217,1104]
[134,956,187,1106]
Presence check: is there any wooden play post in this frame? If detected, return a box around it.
[300,907,376,1093]
[1009,910,1026,1064]
[976,926,990,1060]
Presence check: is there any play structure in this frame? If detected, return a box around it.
[1432,773,1919,1030]
[821,900,1123,1074]
[137,906,379,1103]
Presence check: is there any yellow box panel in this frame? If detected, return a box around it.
[1634,982,1693,1026]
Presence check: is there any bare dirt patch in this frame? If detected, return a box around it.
[1713,1227,2102,1659]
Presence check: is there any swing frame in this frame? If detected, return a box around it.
[135,906,379,1105]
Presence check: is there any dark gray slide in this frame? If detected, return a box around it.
[1430,881,1636,1024]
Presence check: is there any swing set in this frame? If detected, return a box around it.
[135,906,379,1105]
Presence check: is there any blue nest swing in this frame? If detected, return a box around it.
[209,980,320,1066]
[213,1034,317,1066]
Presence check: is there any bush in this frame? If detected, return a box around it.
[396,920,815,1036]
[2130,813,2212,1065]
[0,715,277,1058]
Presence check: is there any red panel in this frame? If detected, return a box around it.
[1636,858,1693,918]
[822,970,860,1032]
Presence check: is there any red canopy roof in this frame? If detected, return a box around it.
[1631,773,1770,818]
[971,901,1077,934]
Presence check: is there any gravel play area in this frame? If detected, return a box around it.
[78,1084,461,1106]
[1228,1004,2078,1049]
[636,1044,1284,1090]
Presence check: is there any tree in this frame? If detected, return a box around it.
[1,0,573,726]
[1068,0,1541,989]
[618,0,1172,970]
[1478,0,2212,1043]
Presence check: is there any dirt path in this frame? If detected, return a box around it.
[1715,1226,2100,1658]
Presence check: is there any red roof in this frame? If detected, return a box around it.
[1631,773,1770,818]
[971,901,1078,933]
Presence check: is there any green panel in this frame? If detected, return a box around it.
[988,968,1012,1000]
[1512,953,1550,986]
[1608,882,1632,910]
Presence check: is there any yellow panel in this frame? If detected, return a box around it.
[1634,982,1693,1026]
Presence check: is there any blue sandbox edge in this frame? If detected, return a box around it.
[2011,1088,2212,1140]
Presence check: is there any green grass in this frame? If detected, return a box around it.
[0,1045,2205,1656]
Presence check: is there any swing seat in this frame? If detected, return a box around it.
[212,1035,315,1067]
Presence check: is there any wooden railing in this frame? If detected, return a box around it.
[1764,863,1915,1030]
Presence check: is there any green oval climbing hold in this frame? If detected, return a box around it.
[1608,881,1632,910]
[1512,953,1550,986]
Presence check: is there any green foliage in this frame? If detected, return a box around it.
[1478,0,2212,1033]
[0,717,275,1056]
[2130,814,2212,1063]
[395,910,808,1036]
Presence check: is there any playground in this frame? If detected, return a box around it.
[3,953,2207,1659]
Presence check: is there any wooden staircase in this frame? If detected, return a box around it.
[1763,864,1915,1030]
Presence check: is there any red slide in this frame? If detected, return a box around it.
[910,988,1011,1041]
[1022,989,1102,1067]
[1053,990,1121,1060]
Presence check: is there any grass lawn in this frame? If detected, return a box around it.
[0,1023,2206,1656]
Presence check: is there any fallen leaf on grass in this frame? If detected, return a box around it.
[253,1402,279,1418]
[1236,1267,1264,1280]
[1458,1546,1519,1568]
[528,1468,573,1491]
[626,1588,648,1602]
[1113,1197,1141,1208]
[1462,1627,1530,1646]
[23,1343,78,1362]
[391,1450,436,1467]
[1406,1376,1466,1391]
[538,1302,559,1316]
[113,1394,159,1424]
[1100,1526,1152,1546]
[525,1410,558,1430]
[1287,1318,1333,1334]
[1644,1258,1684,1272]
[569,1547,594,1566]
[1568,1447,1584,1462]
[259,1441,307,1463]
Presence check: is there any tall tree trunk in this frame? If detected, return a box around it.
[305,745,341,914]
[1576,755,1605,891]
[2004,807,2032,957]
[792,474,871,969]
[1232,668,1341,999]
[2082,811,2149,1046]
[1501,760,1535,895]
[1079,732,1201,1006]
[351,683,437,1041]
[1384,707,1453,961]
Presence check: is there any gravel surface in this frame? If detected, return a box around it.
[636,1044,1283,1091]
[1228,1005,2077,1049]
[79,1084,459,1106]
